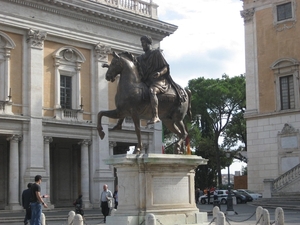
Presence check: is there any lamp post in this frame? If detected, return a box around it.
[226,151,234,215]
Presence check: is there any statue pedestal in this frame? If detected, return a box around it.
[104,154,208,225]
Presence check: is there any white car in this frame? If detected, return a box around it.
[199,190,228,204]
[236,189,262,200]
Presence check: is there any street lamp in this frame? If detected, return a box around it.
[225,151,234,215]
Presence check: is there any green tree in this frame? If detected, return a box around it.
[188,74,246,186]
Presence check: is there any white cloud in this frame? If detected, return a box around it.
[154,0,245,87]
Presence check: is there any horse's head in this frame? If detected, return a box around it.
[103,51,124,82]
[102,51,138,82]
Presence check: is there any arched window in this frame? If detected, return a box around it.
[52,47,86,120]
[271,58,300,111]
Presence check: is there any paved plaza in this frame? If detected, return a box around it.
[1,202,300,225]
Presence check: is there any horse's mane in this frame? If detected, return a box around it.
[119,51,142,77]
[119,52,137,64]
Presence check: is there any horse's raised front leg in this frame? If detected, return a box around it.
[97,109,120,139]
[131,113,142,154]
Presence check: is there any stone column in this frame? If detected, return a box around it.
[6,134,23,210]
[109,141,116,157]
[44,136,53,208]
[78,139,92,208]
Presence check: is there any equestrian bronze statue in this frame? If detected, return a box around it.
[97,50,191,154]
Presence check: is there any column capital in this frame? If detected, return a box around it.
[27,28,47,49]
[241,8,255,23]
[109,141,117,148]
[44,136,53,144]
[7,134,22,142]
[78,139,92,147]
[94,42,111,62]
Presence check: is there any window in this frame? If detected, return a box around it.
[60,76,72,109]
[52,47,85,120]
[280,75,294,110]
[277,2,292,21]
[271,58,299,111]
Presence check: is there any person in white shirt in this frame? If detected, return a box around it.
[100,184,112,223]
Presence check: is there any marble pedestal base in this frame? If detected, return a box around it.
[104,154,208,225]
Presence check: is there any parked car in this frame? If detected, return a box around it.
[236,189,262,200]
[233,190,253,202]
[199,190,228,204]
[229,191,247,204]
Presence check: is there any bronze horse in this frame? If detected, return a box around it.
[97,51,191,154]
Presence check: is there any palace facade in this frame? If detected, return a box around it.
[0,0,177,210]
[241,0,300,197]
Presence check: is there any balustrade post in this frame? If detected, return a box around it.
[275,207,284,225]
[263,179,273,198]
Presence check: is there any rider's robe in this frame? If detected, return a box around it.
[137,48,186,103]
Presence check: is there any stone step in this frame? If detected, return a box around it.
[250,198,300,211]
[0,208,103,223]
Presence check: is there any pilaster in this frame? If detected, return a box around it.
[94,43,113,188]
[241,8,259,116]
[26,28,47,167]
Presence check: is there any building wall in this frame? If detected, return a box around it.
[242,0,300,194]
[0,0,175,210]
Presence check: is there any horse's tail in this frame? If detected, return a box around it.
[185,88,192,120]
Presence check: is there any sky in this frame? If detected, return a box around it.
[154,0,245,88]
[154,0,247,173]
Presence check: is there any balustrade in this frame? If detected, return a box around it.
[273,163,300,191]
[87,0,158,18]
[63,109,80,120]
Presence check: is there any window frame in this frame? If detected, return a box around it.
[279,75,295,110]
[277,2,293,21]
[52,47,85,110]
[273,1,296,26]
[271,58,300,111]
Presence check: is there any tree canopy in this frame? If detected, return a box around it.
[188,74,246,187]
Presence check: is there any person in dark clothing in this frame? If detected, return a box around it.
[30,175,48,225]
[74,194,84,216]
[195,188,200,204]
[22,183,32,225]
[207,189,211,204]
[113,186,118,209]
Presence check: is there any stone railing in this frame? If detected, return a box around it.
[54,108,83,121]
[63,109,80,120]
[87,0,158,18]
[273,163,300,191]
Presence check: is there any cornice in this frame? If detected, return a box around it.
[6,0,177,40]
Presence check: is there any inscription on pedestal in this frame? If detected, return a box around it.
[152,176,189,204]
